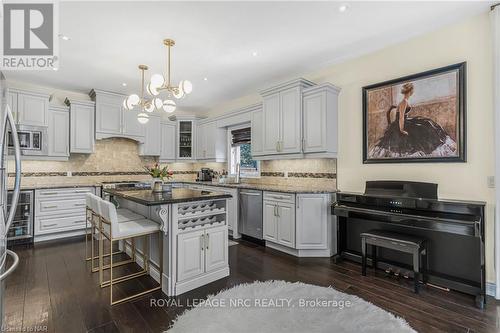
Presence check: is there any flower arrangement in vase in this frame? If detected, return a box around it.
[144,163,173,192]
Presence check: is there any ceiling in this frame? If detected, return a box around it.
[4,1,493,113]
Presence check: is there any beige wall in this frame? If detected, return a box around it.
[204,13,496,282]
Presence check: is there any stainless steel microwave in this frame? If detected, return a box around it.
[8,125,48,156]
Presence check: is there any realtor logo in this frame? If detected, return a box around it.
[1,1,59,70]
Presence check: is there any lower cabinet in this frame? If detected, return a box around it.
[177,225,228,282]
[263,197,295,248]
[263,191,335,257]
[34,187,96,241]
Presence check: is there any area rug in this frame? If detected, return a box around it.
[168,280,416,333]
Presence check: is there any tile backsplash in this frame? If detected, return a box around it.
[8,138,336,189]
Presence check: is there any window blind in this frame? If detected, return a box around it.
[231,127,251,146]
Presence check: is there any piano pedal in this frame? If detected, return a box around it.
[385,267,393,275]
[394,270,401,279]
[403,272,409,279]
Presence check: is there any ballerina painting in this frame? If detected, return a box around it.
[363,62,466,163]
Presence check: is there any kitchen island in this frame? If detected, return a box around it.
[103,187,232,296]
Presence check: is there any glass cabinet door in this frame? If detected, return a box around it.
[178,120,193,159]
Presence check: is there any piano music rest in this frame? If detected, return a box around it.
[361,230,428,293]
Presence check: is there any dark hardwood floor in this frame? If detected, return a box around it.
[3,237,499,333]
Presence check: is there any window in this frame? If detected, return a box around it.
[228,126,260,178]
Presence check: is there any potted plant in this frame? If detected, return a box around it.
[144,163,174,192]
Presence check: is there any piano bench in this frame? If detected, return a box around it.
[360,230,428,294]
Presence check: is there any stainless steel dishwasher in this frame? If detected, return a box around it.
[238,189,263,239]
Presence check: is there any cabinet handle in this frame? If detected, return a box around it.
[206,233,209,250]
[42,192,58,195]
[279,141,283,152]
[75,190,89,193]
[43,223,57,227]
[276,141,279,152]
[302,139,306,152]
[277,204,280,218]
[43,205,57,209]
[74,203,86,207]
[73,220,85,224]
[200,234,204,252]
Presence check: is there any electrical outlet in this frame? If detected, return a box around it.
[66,171,72,177]
[487,176,495,188]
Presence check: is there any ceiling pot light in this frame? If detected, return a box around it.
[163,99,176,113]
[137,113,150,124]
[122,83,127,87]
[252,51,258,57]
[203,77,208,81]
[338,4,348,12]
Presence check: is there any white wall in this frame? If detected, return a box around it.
[205,13,496,282]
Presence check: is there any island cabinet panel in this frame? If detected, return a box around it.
[296,194,328,249]
[205,226,228,273]
[177,229,205,281]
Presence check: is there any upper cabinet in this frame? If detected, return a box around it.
[176,117,196,160]
[65,98,95,154]
[257,79,315,159]
[160,120,176,162]
[139,115,161,156]
[48,105,69,157]
[89,89,145,142]
[7,89,49,126]
[251,79,340,160]
[196,120,226,162]
[302,83,340,157]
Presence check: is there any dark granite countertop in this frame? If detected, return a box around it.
[180,181,337,194]
[103,188,232,206]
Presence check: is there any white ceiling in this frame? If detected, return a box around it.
[4,1,493,113]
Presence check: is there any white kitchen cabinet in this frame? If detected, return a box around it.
[258,78,314,158]
[65,98,95,154]
[139,115,161,156]
[205,226,228,273]
[176,225,228,281]
[196,121,226,162]
[7,89,49,126]
[302,83,340,157]
[48,105,69,157]
[177,229,205,281]
[90,89,145,142]
[262,93,281,154]
[263,192,295,247]
[276,202,295,248]
[250,107,263,156]
[34,187,96,242]
[296,194,328,249]
[263,200,278,242]
[177,118,196,160]
[122,108,145,138]
[160,121,176,161]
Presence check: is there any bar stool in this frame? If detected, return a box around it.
[85,193,96,262]
[98,198,162,305]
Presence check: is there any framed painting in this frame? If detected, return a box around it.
[362,62,466,163]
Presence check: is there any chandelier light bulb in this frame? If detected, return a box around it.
[154,98,163,109]
[163,99,176,113]
[128,94,140,106]
[147,83,160,96]
[180,80,193,94]
[150,73,165,88]
[123,98,130,110]
[137,112,150,124]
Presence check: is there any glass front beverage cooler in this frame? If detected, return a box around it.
[7,190,33,245]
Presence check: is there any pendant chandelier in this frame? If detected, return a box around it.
[146,38,193,113]
[123,65,159,124]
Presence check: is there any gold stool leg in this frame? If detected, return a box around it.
[110,239,114,305]
[99,223,104,286]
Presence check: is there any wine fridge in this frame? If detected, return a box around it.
[6,190,33,245]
